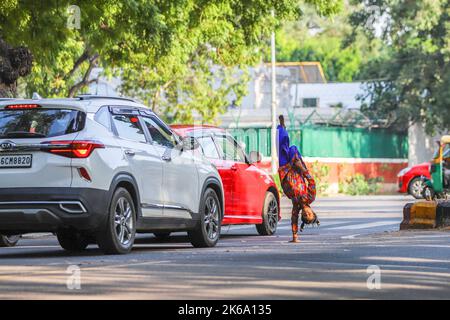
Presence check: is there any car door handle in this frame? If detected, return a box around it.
[124,150,135,156]
[230,165,238,171]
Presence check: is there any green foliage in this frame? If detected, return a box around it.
[308,161,330,195]
[0,0,342,123]
[273,2,380,82]
[272,173,283,196]
[1,0,175,98]
[348,0,450,133]
[277,34,361,82]
[338,173,383,195]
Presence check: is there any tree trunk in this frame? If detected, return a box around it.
[67,53,99,98]
[0,82,16,98]
[0,37,33,98]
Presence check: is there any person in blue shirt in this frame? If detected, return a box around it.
[277,115,290,167]
[277,115,302,166]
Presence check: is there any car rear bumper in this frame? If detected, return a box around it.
[0,188,110,233]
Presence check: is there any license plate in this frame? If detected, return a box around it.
[0,154,32,168]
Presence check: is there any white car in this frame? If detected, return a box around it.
[0,95,224,254]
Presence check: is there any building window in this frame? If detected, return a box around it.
[302,98,319,108]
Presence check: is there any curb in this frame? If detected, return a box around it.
[400,200,450,230]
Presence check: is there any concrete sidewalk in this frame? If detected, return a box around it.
[280,194,413,218]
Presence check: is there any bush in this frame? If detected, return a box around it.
[308,161,330,195]
[339,174,383,195]
[272,173,283,195]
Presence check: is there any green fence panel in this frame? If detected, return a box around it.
[228,125,408,159]
[229,127,271,156]
[298,126,408,159]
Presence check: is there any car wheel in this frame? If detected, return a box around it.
[256,192,279,236]
[188,188,221,248]
[153,232,171,240]
[408,177,425,199]
[97,187,136,255]
[0,235,21,247]
[57,230,90,252]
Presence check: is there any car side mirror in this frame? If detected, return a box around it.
[182,136,200,151]
[248,151,262,164]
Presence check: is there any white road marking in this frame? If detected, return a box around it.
[224,220,392,232]
[341,234,360,239]
[276,221,353,230]
[328,221,399,230]
[223,222,290,231]
[1,245,61,249]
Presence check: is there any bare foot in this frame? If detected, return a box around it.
[289,238,300,243]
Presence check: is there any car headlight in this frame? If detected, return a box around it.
[397,167,411,177]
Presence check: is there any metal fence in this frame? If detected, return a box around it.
[228,125,408,159]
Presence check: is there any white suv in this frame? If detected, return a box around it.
[0,95,224,254]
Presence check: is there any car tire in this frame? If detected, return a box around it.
[57,230,90,252]
[408,177,425,199]
[188,188,221,248]
[153,232,171,240]
[97,188,136,255]
[0,235,21,247]
[256,192,279,236]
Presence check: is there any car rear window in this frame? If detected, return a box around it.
[0,108,85,139]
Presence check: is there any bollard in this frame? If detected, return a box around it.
[436,201,450,228]
[400,201,437,230]
[400,203,413,230]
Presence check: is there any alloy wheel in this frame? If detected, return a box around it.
[204,195,220,241]
[5,235,20,243]
[411,179,425,198]
[267,198,279,233]
[114,197,134,246]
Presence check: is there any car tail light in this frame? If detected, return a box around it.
[5,104,41,110]
[42,140,105,158]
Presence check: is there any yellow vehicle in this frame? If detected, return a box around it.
[422,135,450,200]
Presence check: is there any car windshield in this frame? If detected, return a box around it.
[0,108,85,139]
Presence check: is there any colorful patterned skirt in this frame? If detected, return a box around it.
[278,153,316,207]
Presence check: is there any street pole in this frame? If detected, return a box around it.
[270,9,278,175]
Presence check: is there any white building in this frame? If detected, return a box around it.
[88,63,368,129]
[221,63,367,128]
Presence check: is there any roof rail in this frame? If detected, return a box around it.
[76,94,136,103]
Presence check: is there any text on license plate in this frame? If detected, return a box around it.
[0,154,32,168]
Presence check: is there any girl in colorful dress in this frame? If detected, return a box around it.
[277,116,319,243]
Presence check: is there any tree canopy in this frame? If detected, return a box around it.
[274,2,384,82]
[348,0,450,133]
[0,0,342,123]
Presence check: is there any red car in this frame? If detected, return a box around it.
[171,125,281,235]
[397,162,430,199]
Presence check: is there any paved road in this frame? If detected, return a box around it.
[1,195,449,299]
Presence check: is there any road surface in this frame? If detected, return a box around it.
[0,195,449,299]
